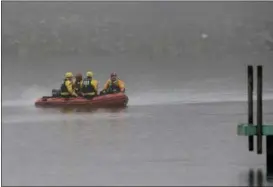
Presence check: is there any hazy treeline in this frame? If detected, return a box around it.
[2,2,273,58]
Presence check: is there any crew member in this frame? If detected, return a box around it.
[60,72,78,97]
[101,72,125,95]
[82,71,99,99]
[74,73,83,96]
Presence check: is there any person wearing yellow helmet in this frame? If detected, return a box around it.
[81,71,99,99]
[60,72,78,97]
[100,72,125,95]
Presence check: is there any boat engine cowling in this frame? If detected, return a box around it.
[52,89,61,97]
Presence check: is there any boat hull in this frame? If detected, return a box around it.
[34,93,129,108]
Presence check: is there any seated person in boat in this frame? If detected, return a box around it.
[74,73,83,96]
[82,71,99,99]
[100,72,125,95]
[60,72,78,97]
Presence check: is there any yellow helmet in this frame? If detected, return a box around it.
[86,71,93,77]
[65,72,73,78]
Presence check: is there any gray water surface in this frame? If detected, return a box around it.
[2,101,273,185]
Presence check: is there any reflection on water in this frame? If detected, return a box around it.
[37,106,128,114]
[248,169,262,186]
[247,169,273,186]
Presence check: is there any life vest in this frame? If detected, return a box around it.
[82,78,96,95]
[108,80,121,93]
[60,79,70,95]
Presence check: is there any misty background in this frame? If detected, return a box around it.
[2,1,273,102]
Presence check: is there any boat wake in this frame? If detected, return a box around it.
[2,85,50,107]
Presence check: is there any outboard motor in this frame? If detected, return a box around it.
[52,89,61,97]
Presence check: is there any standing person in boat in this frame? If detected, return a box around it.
[82,71,99,99]
[74,73,83,96]
[60,72,78,98]
[100,72,125,95]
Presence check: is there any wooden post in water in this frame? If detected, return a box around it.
[267,135,273,175]
[257,65,263,154]
[248,65,254,151]
[266,65,273,174]
[237,65,273,177]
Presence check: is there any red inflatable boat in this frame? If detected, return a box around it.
[35,93,129,108]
